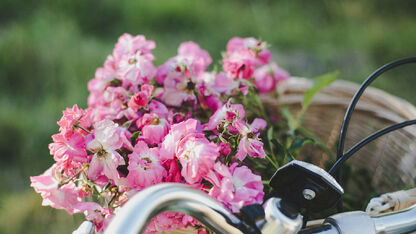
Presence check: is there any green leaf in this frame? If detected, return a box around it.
[285,152,295,163]
[130,131,141,146]
[267,127,274,142]
[109,78,122,87]
[281,107,298,131]
[302,71,339,112]
[288,137,317,154]
[271,139,286,166]
[266,127,275,158]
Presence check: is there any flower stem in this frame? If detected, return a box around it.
[297,126,336,160]
[265,154,279,169]
[75,124,91,134]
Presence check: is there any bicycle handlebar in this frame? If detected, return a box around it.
[104,183,416,234]
[104,183,243,234]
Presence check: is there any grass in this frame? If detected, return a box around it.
[0,0,415,233]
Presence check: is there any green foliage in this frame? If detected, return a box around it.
[288,137,317,154]
[301,71,339,114]
[0,191,83,234]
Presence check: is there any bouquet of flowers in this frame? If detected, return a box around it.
[30,34,330,233]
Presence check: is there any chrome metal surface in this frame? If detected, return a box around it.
[302,189,316,200]
[104,182,416,234]
[73,221,95,234]
[325,211,376,234]
[260,197,303,234]
[104,183,243,234]
[373,204,416,234]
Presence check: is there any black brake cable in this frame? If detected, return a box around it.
[329,119,416,175]
[332,57,416,212]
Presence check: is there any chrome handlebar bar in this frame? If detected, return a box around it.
[104,183,243,234]
[104,183,416,234]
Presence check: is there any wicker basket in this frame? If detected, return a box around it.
[263,77,416,195]
[166,77,416,233]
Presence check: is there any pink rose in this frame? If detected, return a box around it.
[118,51,156,86]
[87,119,125,185]
[30,165,82,214]
[205,99,245,131]
[128,92,148,112]
[205,162,264,213]
[233,119,267,161]
[253,63,290,93]
[223,49,257,79]
[74,202,113,232]
[145,212,187,234]
[57,104,92,138]
[113,33,155,60]
[127,141,166,189]
[226,37,271,65]
[219,142,231,156]
[136,113,170,145]
[49,133,87,168]
[177,41,212,75]
[176,133,219,184]
[160,119,202,160]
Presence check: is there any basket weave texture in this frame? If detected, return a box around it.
[164,77,416,233]
[263,77,416,194]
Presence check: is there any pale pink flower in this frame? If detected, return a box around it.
[87,56,118,108]
[226,37,271,65]
[145,212,187,234]
[113,33,156,60]
[148,100,169,118]
[74,202,113,232]
[211,72,239,95]
[253,63,290,93]
[226,37,258,54]
[136,113,170,145]
[161,75,198,107]
[49,133,87,165]
[223,49,257,79]
[127,141,166,189]
[176,133,219,184]
[155,62,171,85]
[177,41,212,75]
[205,163,264,213]
[157,42,212,106]
[233,119,267,161]
[128,84,154,112]
[97,86,139,121]
[205,99,245,131]
[89,56,117,89]
[57,104,91,137]
[117,126,134,152]
[118,51,156,86]
[87,119,124,184]
[160,119,201,161]
[156,41,210,84]
[30,165,82,214]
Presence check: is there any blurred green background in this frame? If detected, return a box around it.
[0,0,416,233]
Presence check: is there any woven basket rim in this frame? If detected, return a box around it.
[273,77,416,136]
[281,77,416,118]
